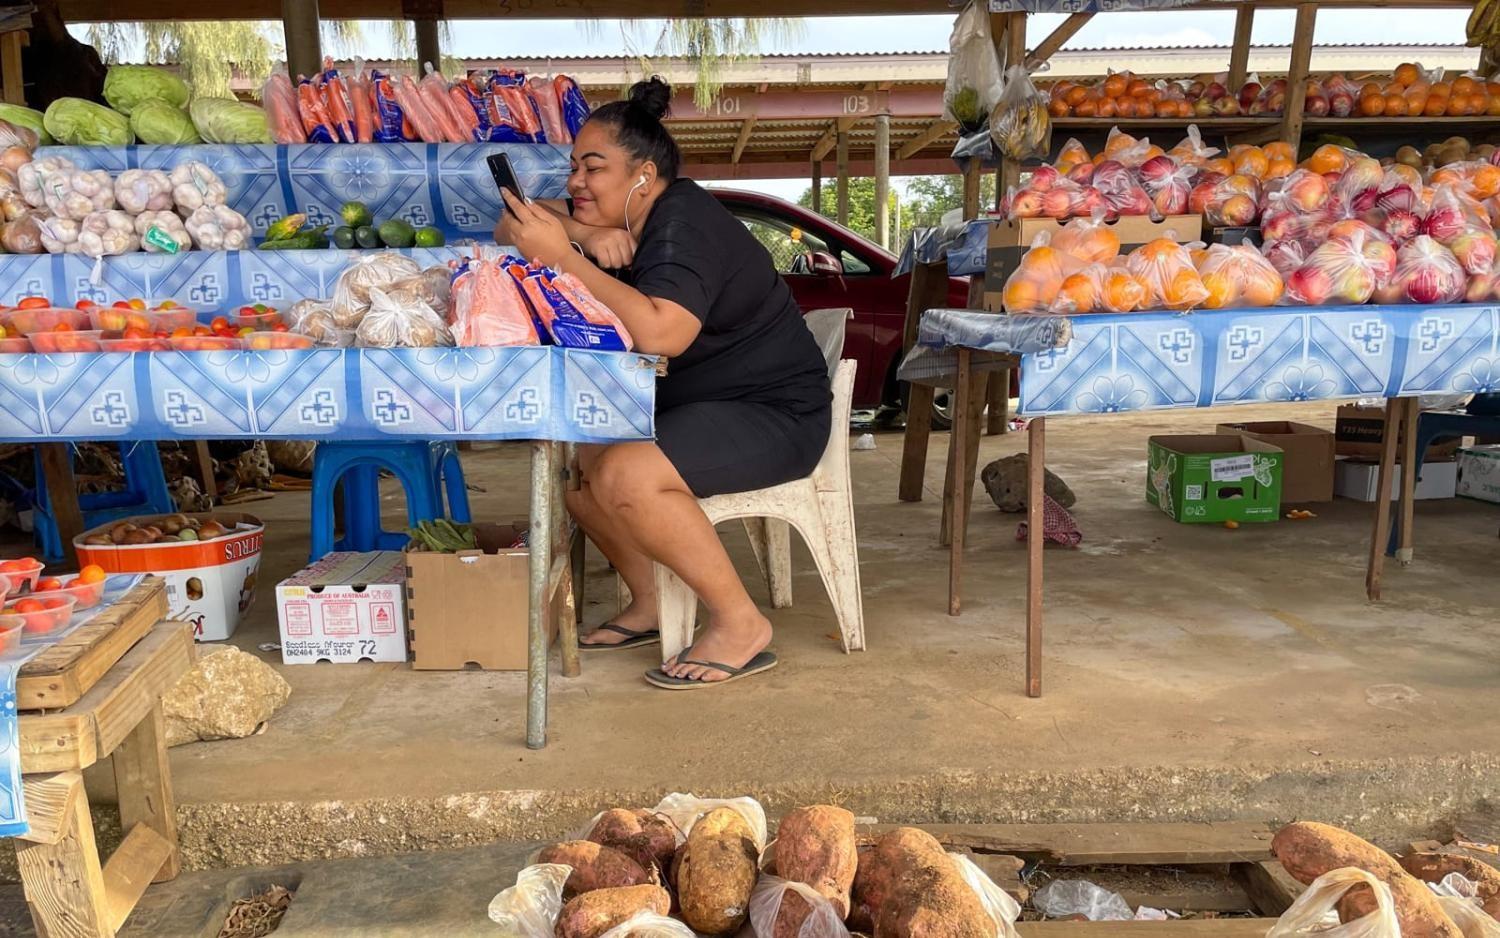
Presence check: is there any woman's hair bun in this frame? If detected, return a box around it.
[628,77,672,120]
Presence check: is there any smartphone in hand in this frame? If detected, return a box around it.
[487,153,527,204]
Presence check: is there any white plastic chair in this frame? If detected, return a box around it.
[655,359,866,662]
[803,307,852,380]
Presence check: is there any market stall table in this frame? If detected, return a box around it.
[4,345,658,749]
[916,304,1500,695]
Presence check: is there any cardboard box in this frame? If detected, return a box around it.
[275,552,407,664]
[1334,404,1460,462]
[1333,458,1457,501]
[984,214,1203,311]
[1456,445,1500,503]
[74,512,264,642]
[405,523,561,671]
[1216,420,1334,504]
[1147,434,1283,523]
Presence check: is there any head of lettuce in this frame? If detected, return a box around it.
[103,65,191,116]
[130,100,202,145]
[43,98,133,147]
[189,98,272,145]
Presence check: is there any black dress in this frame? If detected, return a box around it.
[578,179,832,497]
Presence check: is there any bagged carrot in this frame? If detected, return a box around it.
[320,58,357,143]
[419,64,472,143]
[260,73,305,143]
[515,263,633,351]
[369,70,409,142]
[489,70,543,140]
[528,76,570,144]
[394,73,445,142]
[447,76,482,142]
[349,58,375,143]
[451,250,544,347]
[555,75,591,137]
[296,76,337,143]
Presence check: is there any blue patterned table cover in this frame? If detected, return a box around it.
[0,347,655,445]
[0,246,468,312]
[38,143,570,242]
[986,305,1500,417]
[894,220,994,278]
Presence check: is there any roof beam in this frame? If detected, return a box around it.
[685,156,957,182]
[60,0,960,20]
[731,116,758,164]
[663,88,925,122]
[1026,12,1093,70]
[811,116,859,162]
[897,120,956,160]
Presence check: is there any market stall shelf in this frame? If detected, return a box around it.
[16,576,168,710]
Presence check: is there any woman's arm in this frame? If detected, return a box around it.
[494,198,637,269]
[501,190,699,356]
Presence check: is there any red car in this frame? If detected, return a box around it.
[709,188,970,416]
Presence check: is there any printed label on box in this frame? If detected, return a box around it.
[1210,454,1255,482]
[371,602,396,634]
[1185,484,1204,501]
[322,601,358,636]
[284,600,312,637]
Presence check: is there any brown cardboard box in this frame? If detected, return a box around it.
[405,522,564,670]
[1215,421,1335,504]
[1334,404,1459,462]
[983,214,1204,311]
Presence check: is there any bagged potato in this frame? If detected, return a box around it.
[676,807,761,935]
[536,841,654,898]
[556,884,671,938]
[850,828,992,937]
[749,876,850,938]
[773,806,857,919]
[587,808,679,875]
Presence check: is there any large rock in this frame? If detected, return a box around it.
[163,645,291,748]
[981,453,1076,513]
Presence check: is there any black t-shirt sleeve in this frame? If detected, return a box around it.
[629,218,723,322]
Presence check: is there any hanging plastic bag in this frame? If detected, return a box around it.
[1375,234,1466,304]
[991,64,1051,161]
[651,793,768,850]
[950,853,1022,938]
[750,876,851,938]
[357,285,454,348]
[1195,243,1284,308]
[488,863,571,938]
[1126,237,1208,310]
[597,911,697,938]
[943,0,1003,135]
[1266,868,1399,938]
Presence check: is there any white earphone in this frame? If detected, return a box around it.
[625,173,650,236]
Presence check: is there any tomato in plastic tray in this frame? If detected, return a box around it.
[5,593,77,634]
[32,329,104,353]
[29,577,105,610]
[0,614,22,655]
[5,307,90,335]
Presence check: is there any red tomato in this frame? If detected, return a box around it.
[210,316,229,331]
[272,323,289,332]
[0,558,36,573]
[75,299,95,310]
[193,325,210,336]
[34,577,63,591]
[14,598,42,613]
[113,300,132,309]
[39,597,68,610]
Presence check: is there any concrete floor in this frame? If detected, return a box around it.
[51,403,1500,873]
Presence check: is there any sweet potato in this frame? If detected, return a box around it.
[588,809,679,875]
[769,887,817,938]
[675,807,760,935]
[775,805,858,918]
[555,884,671,938]
[1272,822,1463,938]
[850,827,990,938]
[1400,853,1500,920]
[537,841,653,898]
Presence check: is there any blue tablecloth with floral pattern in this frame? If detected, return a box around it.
[894,220,994,278]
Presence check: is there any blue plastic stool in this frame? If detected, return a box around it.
[32,442,176,561]
[309,442,470,562]
[1386,408,1500,556]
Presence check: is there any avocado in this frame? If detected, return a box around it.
[340,201,373,228]
[354,225,380,249]
[332,226,356,250]
[377,219,416,249]
[414,226,445,248]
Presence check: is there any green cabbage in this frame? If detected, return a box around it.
[103,65,190,115]
[44,98,132,147]
[0,104,51,144]
[129,100,201,145]
[189,97,271,144]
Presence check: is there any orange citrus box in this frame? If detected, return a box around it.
[72,512,265,642]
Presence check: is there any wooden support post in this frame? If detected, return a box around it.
[947,349,975,616]
[1279,3,1317,152]
[1228,6,1255,91]
[1396,397,1419,565]
[732,115,758,164]
[962,161,982,220]
[16,772,114,938]
[987,372,1010,435]
[191,440,216,501]
[836,129,851,226]
[38,444,84,565]
[874,113,891,250]
[0,31,25,106]
[1366,397,1401,601]
[1026,417,1045,697]
[413,17,441,70]
[111,704,180,883]
[811,161,822,215]
[282,0,322,80]
[899,262,955,503]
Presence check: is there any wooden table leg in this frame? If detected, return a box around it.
[190,440,217,501]
[1396,398,1418,565]
[1366,398,1402,601]
[1026,417,1045,698]
[985,366,1010,436]
[899,385,935,502]
[38,443,85,564]
[947,351,975,616]
[526,441,555,749]
[15,771,115,937]
[111,703,180,883]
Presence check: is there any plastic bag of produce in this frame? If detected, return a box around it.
[1003,234,1084,313]
[1266,868,1398,938]
[37,216,82,254]
[1199,173,1262,227]
[357,285,454,348]
[18,155,72,208]
[288,299,354,347]
[1284,222,1398,306]
[103,65,190,115]
[79,210,140,257]
[370,71,409,142]
[115,169,173,214]
[951,852,1022,938]
[597,912,695,938]
[991,64,1051,161]
[1168,125,1220,166]
[185,204,251,250]
[1375,235,1466,304]
[332,253,424,327]
[943,0,1003,133]
[190,97,272,144]
[1092,160,1153,217]
[513,263,634,351]
[1051,210,1120,264]
[1051,262,1148,314]
[170,161,227,213]
[26,163,115,220]
[650,793,767,849]
[1127,237,1208,310]
[1423,184,1492,244]
[451,252,544,346]
[389,266,454,319]
[1102,128,1160,168]
[129,100,201,145]
[349,61,375,144]
[555,75,590,138]
[1194,243,1284,308]
[135,210,191,254]
[749,876,850,938]
[394,74,446,143]
[528,76,570,144]
[490,69,544,140]
[1055,138,1091,174]
[0,104,49,144]
[419,65,472,143]
[319,58,357,144]
[1,215,43,254]
[43,97,133,146]
[296,76,336,143]
[1137,154,1194,218]
[487,863,569,938]
[261,73,305,144]
[0,118,37,151]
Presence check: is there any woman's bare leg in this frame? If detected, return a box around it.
[568,446,660,643]
[589,442,770,682]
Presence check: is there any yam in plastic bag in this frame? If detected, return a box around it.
[332,253,424,328]
[1003,234,1083,313]
[749,876,851,938]
[950,852,1022,938]
[991,64,1051,161]
[488,863,571,938]
[1265,868,1399,938]
[649,793,768,852]
[597,911,696,938]
[1437,896,1500,938]
[357,285,453,348]
[1374,235,1466,305]
[1195,243,1284,308]
[1126,237,1208,311]
[943,0,1004,133]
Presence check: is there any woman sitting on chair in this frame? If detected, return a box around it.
[498,77,831,689]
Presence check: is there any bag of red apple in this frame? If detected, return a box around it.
[1092,160,1152,218]
[1262,238,1310,278]
[1201,173,1263,227]
[1423,184,1492,245]
[1051,209,1121,264]
[1376,235,1467,304]
[1168,125,1220,167]
[1137,154,1195,219]
[1283,222,1398,306]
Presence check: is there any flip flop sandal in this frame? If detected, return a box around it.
[579,623,660,651]
[643,651,779,690]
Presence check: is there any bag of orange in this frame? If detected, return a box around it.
[1127,237,1209,310]
[1168,125,1220,167]
[1194,243,1285,308]
[1052,262,1149,314]
[1051,210,1121,264]
[1002,233,1082,313]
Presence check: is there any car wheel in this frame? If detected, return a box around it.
[900,381,956,432]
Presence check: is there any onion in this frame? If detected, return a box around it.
[1,145,31,175]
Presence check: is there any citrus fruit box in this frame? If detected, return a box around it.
[72,512,264,641]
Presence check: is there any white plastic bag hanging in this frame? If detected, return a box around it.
[951,853,1022,938]
[651,793,768,850]
[1265,868,1400,938]
[991,64,1052,161]
[1437,895,1500,938]
[597,910,697,938]
[943,0,1004,134]
[749,876,852,938]
[487,863,571,938]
